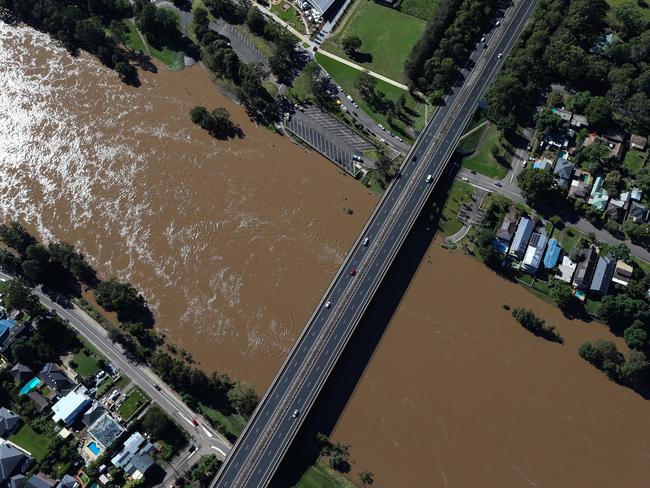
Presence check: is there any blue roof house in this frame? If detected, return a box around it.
[543,239,562,269]
[0,319,17,343]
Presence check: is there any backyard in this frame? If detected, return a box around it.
[10,424,51,462]
[321,1,426,82]
[315,54,427,140]
[623,147,648,176]
[460,122,510,179]
[118,386,150,421]
[71,349,100,378]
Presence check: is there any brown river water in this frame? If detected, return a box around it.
[3,22,650,488]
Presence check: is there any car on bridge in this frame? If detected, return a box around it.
[350,267,357,276]
[426,174,433,183]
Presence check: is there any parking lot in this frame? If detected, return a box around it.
[285,105,375,175]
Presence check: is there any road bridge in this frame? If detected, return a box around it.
[212,1,538,486]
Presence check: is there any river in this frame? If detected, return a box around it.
[3,22,650,488]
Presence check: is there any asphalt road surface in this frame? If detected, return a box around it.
[0,271,231,477]
[211,2,538,487]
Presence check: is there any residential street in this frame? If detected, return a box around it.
[0,271,231,482]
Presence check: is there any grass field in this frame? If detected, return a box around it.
[271,2,305,33]
[200,403,247,439]
[315,54,426,140]
[559,226,587,252]
[398,0,444,19]
[457,122,488,154]
[623,148,647,175]
[438,180,474,236]
[10,424,51,462]
[123,19,184,71]
[118,386,150,421]
[295,460,356,488]
[461,123,509,179]
[72,350,100,378]
[322,1,426,82]
[606,0,650,19]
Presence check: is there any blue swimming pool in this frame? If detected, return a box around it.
[87,442,101,456]
[19,377,40,395]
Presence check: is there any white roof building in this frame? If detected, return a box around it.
[521,233,548,274]
[51,386,92,426]
[556,256,577,282]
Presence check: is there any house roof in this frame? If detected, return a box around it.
[128,453,154,476]
[631,134,647,150]
[0,408,20,437]
[307,0,336,14]
[496,211,517,242]
[9,364,32,382]
[82,403,106,428]
[10,474,26,488]
[631,187,643,201]
[27,392,49,412]
[25,473,56,488]
[55,475,79,488]
[521,233,548,273]
[570,114,588,127]
[553,157,574,180]
[556,256,577,282]
[590,255,616,295]
[0,319,17,343]
[605,128,625,143]
[573,247,599,289]
[612,260,633,286]
[51,387,92,425]
[629,203,648,223]
[87,412,124,450]
[543,239,561,269]
[588,176,609,210]
[533,159,553,171]
[0,443,30,483]
[509,217,534,258]
[39,364,74,394]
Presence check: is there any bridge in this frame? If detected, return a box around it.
[212,1,538,486]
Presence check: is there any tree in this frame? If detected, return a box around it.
[534,107,563,134]
[620,350,650,388]
[95,279,149,322]
[246,7,266,35]
[512,307,563,343]
[227,381,258,417]
[141,405,172,439]
[109,19,127,45]
[585,96,612,131]
[0,279,41,316]
[330,452,350,472]
[566,91,592,113]
[603,170,624,196]
[609,243,631,261]
[549,279,574,312]
[359,471,374,486]
[517,167,556,206]
[579,340,624,380]
[599,293,650,330]
[624,320,648,350]
[0,221,36,255]
[342,35,362,57]
[354,71,377,101]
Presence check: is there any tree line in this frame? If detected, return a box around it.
[1,0,139,83]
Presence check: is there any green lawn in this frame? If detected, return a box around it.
[200,403,246,439]
[72,350,100,378]
[96,377,114,398]
[118,386,150,421]
[294,460,356,488]
[287,65,314,102]
[262,80,279,98]
[623,148,647,175]
[398,0,444,20]
[114,375,131,391]
[559,226,587,252]
[124,19,147,53]
[606,0,650,20]
[322,1,426,82]
[271,2,305,33]
[315,54,427,140]
[461,123,509,179]
[457,122,488,154]
[10,424,51,462]
[123,19,184,71]
[633,256,650,276]
[438,180,474,236]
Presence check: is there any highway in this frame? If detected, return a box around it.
[212,1,539,486]
[0,270,231,479]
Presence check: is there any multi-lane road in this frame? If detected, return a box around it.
[212,1,539,486]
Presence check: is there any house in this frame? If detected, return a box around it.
[9,474,26,488]
[0,441,32,485]
[496,211,517,243]
[9,364,32,384]
[521,233,548,274]
[605,128,625,144]
[509,217,534,259]
[631,134,647,151]
[583,133,623,159]
[0,409,20,438]
[87,412,124,450]
[51,385,92,426]
[27,392,49,413]
[556,255,577,283]
[609,141,624,160]
[553,107,573,122]
[39,364,75,396]
[570,114,588,128]
[612,260,633,287]
[568,169,593,199]
[82,403,106,429]
[631,187,643,202]
[24,473,56,488]
[111,432,156,480]
[55,475,79,488]
[606,191,630,221]
[629,203,649,224]
[588,176,609,211]
[573,247,599,289]
[553,157,574,187]
[0,320,24,352]
[533,159,553,171]
[590,255,616,295]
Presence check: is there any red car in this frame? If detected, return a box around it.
[350,267,357,276]
[192,418,199,426]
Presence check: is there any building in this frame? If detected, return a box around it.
[40,364,75,396]
[588,176,609,211]
[82,403,106,429]
[51,386,92,426]
[0,441,32,485]
[553,107,572,122]
[24,473,56,488]
[111,432,156,480]
[543,239,561,269]
[631,187,643,202]
[631,134,647,151]
[55,475,79,488]
[0,409,20,438]
[307,0,336,15]
[590,255,616,295]
[509,217,534,259]
[573,247,599,289]
[570,114,589,128]
[496,211,517,243]
[629,203,649,224]
[87,412,124,450]
[533,159,553,171]
[521,233,548,274]
[606,191,630,221]
[27,392,49,413]
[612,260,633,287]
[553,157,574,187]
[556,256,577,283]
[9,364,32,384]
[0,320,24,353]
[568,169,593,199]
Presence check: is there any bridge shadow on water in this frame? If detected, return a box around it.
[270,159,463,486]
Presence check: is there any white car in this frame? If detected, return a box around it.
[426,174,433,183]
[325,301,331,308]
[380,137,386,143]
[292,409,300,418]
[497,53,502,58]
[363,237,369,246]
[378,124,385,130]
[461,177,469,181]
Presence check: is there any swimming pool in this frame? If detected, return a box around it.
[19,377,40,395]
[559,150,569,160]
[87,442,101,456]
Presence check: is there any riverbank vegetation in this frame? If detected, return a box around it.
[190,106,242,139]
[0,220,258,441]
[511,307,564,343]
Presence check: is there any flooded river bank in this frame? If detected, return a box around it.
[4,21,650,488]
[0,22,375,387]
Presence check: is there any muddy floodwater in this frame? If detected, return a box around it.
[4,22,650,488]
[333,244,650,487]
[0,22,375,386]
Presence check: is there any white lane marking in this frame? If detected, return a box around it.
[211,446,227,456]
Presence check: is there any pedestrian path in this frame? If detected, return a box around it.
[316,50,409,90]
